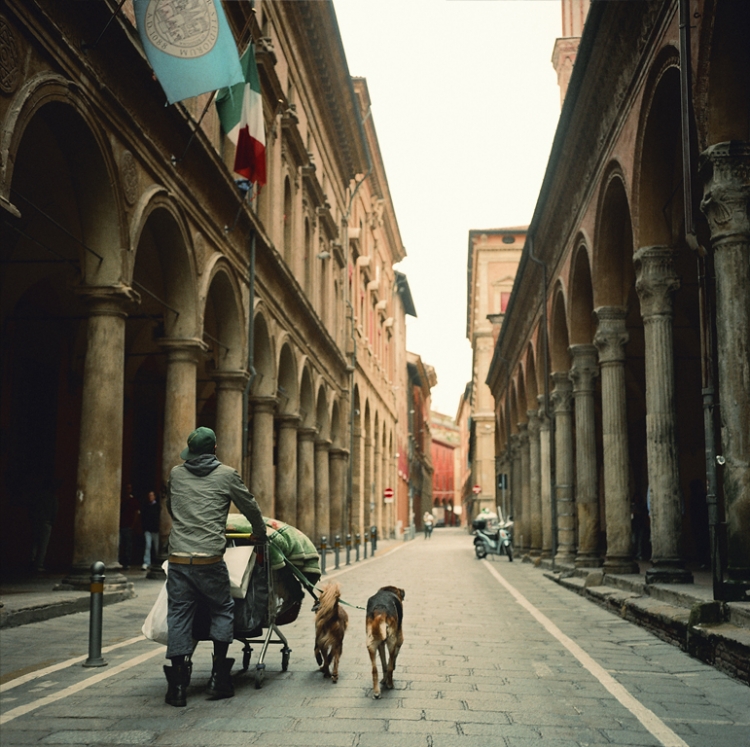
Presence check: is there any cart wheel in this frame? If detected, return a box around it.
[281,647,291,672]
[507,545,513,562]
[242,644,252,672]
[255,663,265,689]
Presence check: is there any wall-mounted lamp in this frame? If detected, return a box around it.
[317,251,331,260]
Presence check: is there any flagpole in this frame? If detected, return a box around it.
[82,0,127,52]
[171,93,218,166]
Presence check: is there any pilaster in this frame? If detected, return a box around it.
[518,423,531,554]
[527,409,543,556]
[276,415,300,525]
[297,426,318,540]
[250,396,277,517]
[211,370,249,472]
[551,372,575,564]
[537,395,554,559]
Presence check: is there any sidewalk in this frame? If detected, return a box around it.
[0,536,407,630]
[534,556,750,685]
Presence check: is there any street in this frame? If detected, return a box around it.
[1,528,748,747]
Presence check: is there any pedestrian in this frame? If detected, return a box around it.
[423,510,434,539]
[141,490,160,570]
[163,426,266,708]
[119,484,140,571]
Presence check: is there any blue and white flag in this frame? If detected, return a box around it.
[134,0,244,105]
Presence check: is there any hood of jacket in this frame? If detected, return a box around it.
[183,453,221,476]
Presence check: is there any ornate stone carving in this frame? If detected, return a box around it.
[593,307,629,364]
[550,372,573,414]
[0,15,20,94]
[634,246,680,319]
[121,151,138,205]
[569,344,599,393]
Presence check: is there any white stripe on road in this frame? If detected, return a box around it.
[0,646,163,725]
[482,561,690,747]
[0,635,148,693]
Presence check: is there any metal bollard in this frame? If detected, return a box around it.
[363,530,368,559]
[371,525,377,554]
[334,535,340,570]
[320,535,327,575]
[355,533,361,562]
[83,561,107,667]
[346,534,351,565]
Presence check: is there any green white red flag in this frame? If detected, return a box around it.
[216,44,266,185]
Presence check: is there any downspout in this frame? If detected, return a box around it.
[242,231,258,470]
[527,235,557,562]
[678,0,723,599]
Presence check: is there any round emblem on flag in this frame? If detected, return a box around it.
[144,0,219,59]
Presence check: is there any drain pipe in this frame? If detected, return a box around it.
[242,231,258,469]
[678,0,723,599]
[527,236,557,563]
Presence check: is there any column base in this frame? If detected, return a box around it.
[575,554,603,569]
[645,564,694,585]
[58,565,131,591]
[603,557,640,575]
[554,551,576,565]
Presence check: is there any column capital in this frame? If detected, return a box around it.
[569,344,599,393]
[527,409,541,437]
[278,414,300,429]
[157,337,208,362]
[75,283,140,317]
[699,141,750,245]
[211,369,249,391]
[550,372,573,414]
[329,447,350,460]
[634,246,680,319]
[593,306,629,364]
[298,426,318,442]
[536,395,552,430]
[517,422,529,446]
[250,396,277,414]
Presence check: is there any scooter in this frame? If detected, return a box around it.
[472,518,513,561]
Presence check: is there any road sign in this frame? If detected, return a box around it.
[384,487,394,503]
[472,485,481,494]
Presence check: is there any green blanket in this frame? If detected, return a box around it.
[226,515,320,575]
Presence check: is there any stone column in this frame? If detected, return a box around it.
[700,142,750,595]
[527,409,543,556]
[64,286,137,589]
[297,426,317,539]
[537,395,554,559]
[329,447,349,540]
[518,423,531,554]
[594,307,639,574]
[212,370,248,472]
[551,372,575,564]
[569,344,601,568]
[276,416,299,525]
[315,439,331,542]
[510,434,521,532]
[635,246,692,584]
[373,437,382,538]
[250,397,276,517]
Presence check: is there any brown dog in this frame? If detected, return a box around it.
[365,586,405,698]
[314,582,348,683]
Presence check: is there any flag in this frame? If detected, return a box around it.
[215,44,267,185]
[134,0,244,105]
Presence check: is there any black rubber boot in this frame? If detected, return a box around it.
[164,663,189,707]
[206,656,235,700]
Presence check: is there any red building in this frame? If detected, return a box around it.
[430,412,460,526]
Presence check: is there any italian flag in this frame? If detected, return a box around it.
[216,44,266,185]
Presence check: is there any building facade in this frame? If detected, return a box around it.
[430,411,460,527]
[465,227,525,525]
[487,0,750,599]
[0,0,412,584]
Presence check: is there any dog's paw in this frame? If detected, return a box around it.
[331,675,338,683]
[315,651,323,666]
[372,691,381,699]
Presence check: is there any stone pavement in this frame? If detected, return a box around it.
[1,528,749,747]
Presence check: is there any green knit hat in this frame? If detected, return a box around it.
[180,427,216,460]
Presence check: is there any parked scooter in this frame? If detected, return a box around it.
[472,516,513,561]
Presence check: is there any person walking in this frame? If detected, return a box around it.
[423,510,435,539]
[141,491,160,570]
[119,484,140,571]
[162,427,266,708]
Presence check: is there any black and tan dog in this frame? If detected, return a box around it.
[365,586,405,698]
[314,582,348,683]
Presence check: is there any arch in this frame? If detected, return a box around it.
[330,399,343,449]
[524,344,539,408]
[550,282,571,372]
[299,365,315,429]
[315,384,330,440]
[516,367,528,424]
[635,54,683,248]
[509,380,519,434]
[277,341,299,415]
[252,312,276,398]
[593,168,635,307]
[569,240,595,344]
[202,259,245,371]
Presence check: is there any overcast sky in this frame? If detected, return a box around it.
[332,0,563,416]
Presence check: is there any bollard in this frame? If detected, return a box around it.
[363,530,368,559]
[334,535,340,570]
[320,535,327,575]
[346,534,351,566]
[355,533,361,562]
[83,561,107,667]
[371,525,377,554]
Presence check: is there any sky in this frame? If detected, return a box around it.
[332,0,563,416]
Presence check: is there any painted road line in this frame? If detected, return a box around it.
[0,635,149,694]
[0,646,163,725]
[482,560,690,747]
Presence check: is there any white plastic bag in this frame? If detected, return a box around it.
[226,545,255,599]
[142,562,169,645]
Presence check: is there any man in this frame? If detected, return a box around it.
[141,490,160,570]
[423,510,434,539]
[163,427,266,707]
